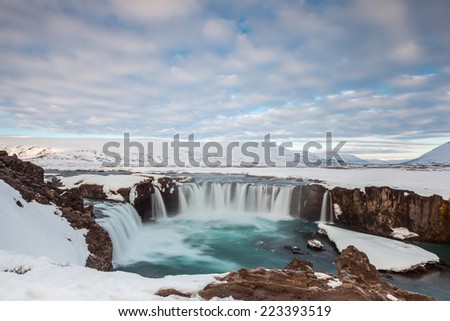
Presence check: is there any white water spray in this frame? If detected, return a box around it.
[94,202,142,262]
[178,182,295,219]
[320,190,334,223]
[151,188,168,220]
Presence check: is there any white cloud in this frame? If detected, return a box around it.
[202,18,236,44]
[0,0,449,157]
[111,0,199,21]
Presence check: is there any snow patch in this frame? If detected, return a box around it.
[0,180,89,265]
[333,203,343,219]
[314,272,332,280]
[386,293,399,301]
[129,185,138,205]
[390,227,419,240]
[318,223,439,272]
[327,278,342,288]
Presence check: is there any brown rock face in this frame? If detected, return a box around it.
[332,186,450,242]
[156,177,178,214]
[67,176,179,221]
[336,245,380,284]
[132,180,154,220]
[124,177,178,220]
[198,246,434,301]
[0,151,113,271]
[290,184,327,220]
[76,184,107,200]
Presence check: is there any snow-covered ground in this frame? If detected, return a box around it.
[2,137,449,198]
[0,180,88,266]
[318,224,440,272]
[0,249,222,300]
[153,166,450,198]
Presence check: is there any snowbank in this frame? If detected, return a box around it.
[318,224,439,272]
[58,174,151,201]
[0,180,88,265]
[0,250,221,300]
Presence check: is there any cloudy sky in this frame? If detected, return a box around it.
[0,0,449,159]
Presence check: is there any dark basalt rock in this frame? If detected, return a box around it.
[156,177,179,214]
[0,151,113,271]
[290,184,327,220]
[65,176,179,221]
[332,186,450,242]
[198,246,435,301]
[132,180,154,220]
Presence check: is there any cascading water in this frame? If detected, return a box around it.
[93,202,143,262]
[151,188,167,220]
[320,190,334,223]
[178,182,295,219]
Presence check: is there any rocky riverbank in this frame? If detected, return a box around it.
[165,246,435,301]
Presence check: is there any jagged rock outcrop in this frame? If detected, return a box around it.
[70,176,179,220]
[198,246,434,301]
[156,177,178,213]
[0,151,113,271]
[290,184,327,220]
[332,186,450,242]
[76,184,107,199]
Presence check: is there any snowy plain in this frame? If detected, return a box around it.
[1,136,449,198]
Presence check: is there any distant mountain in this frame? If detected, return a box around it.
[313,152,369,165]
[404,142,450,166]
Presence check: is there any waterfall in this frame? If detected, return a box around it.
[178,182,294,218]
[320,190,334,223]
[151,188,168,220]
[94,202,143,262]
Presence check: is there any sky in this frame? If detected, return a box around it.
[0,0,449,160]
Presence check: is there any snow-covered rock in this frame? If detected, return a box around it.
[391,227,419,240]
[58,174,150,201]
[318,223,439,272]
[307,239,323,251]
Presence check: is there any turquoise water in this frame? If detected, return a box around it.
[115,214,339,277]
[113,212,450,300]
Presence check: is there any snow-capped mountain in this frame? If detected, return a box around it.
[404,142,450,166]
[0,136,362,169]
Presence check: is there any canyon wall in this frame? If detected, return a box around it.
[331,186,450,242]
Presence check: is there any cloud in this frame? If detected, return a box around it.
[202,18,236,45]
[0,0,449,159]
[111,0,199,21]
